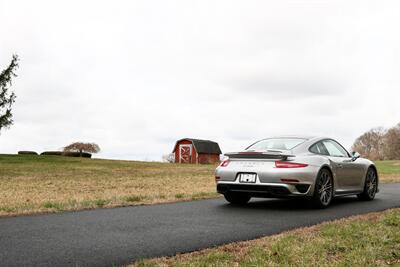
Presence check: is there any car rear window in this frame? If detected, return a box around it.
[246,138,307,151]
[310,142,329,155]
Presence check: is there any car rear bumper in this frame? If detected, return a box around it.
[215,162,319,197]
[216,180,313,197]
[215,163,319,183]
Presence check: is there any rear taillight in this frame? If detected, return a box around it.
[220,160,230,167]
[275,161,308,168]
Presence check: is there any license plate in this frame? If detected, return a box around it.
[239,173,256,183]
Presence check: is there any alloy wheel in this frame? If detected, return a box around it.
[366,169,377,198]
[318,171,332,206]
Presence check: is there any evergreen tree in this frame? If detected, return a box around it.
[0,55,19,132]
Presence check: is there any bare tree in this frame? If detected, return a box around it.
[64,142,101,157]
[162,153,175,163]
[352,127,386,160]
[0,55,19,132]
[352,123,400,160]
[383,123,400,160]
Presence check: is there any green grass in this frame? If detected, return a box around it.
[375,160,400,183]
[375,160,400,175]
[94,199,108,207]
[125,195,144,203]
[132,209,400,266]
[43,201,64,210]
[174,193,186,199]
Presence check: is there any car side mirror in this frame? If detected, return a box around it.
[351,151,360,161]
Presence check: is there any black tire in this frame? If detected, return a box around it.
[357,167,378,201]
[224,193,251,205]
[311,168,333,208]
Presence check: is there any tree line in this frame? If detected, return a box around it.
[352,123,400,160]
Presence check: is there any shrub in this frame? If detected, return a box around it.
[125,195,143,202]
[40,151,92,158]
[40,151,63,156]
[62,151,92,158]
[18,151,38,155]
[81,153,92,158]
[162,153,175,163]
[94,199,108,207]
[43,201,64,210]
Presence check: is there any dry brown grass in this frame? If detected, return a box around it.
[0,155,399,217]
[0,155,218,216]
[380,174,400,183]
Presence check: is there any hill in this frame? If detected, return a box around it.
[0,154,217,216]
[0,154,398,216]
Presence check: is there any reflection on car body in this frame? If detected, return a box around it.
[215,136,378,208]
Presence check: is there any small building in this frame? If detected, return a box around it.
[172,138,222,164]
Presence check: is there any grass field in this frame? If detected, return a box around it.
[374,160,400,183]
[132,208,400,267]
[0,154,218,216]
[0,155,399,216]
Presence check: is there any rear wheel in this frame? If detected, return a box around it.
[224,192,251,205]
[312,168,333,208]
[357,167,377,201]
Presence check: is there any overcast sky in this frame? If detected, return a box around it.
[0,0,399,160]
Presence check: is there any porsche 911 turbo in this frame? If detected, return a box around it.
[215,136,378,208]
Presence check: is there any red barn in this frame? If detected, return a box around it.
[172,138,222,164]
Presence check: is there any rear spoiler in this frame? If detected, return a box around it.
[224,151,295,160]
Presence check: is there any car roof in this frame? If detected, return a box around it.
[264,135,317,140]
[247,136,345,153]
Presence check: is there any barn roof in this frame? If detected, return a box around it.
[173,138,222,154]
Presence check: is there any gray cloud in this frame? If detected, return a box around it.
[226,77,347,98]
[0,0,399,160]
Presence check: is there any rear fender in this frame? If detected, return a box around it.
[310,163,335,196]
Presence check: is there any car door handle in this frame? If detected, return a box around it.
[337,164,343,168]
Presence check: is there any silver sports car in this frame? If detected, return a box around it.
[215,136,378,208]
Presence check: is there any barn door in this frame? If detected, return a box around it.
[179,144,192,163]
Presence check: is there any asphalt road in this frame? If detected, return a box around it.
[1,183,399,267]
